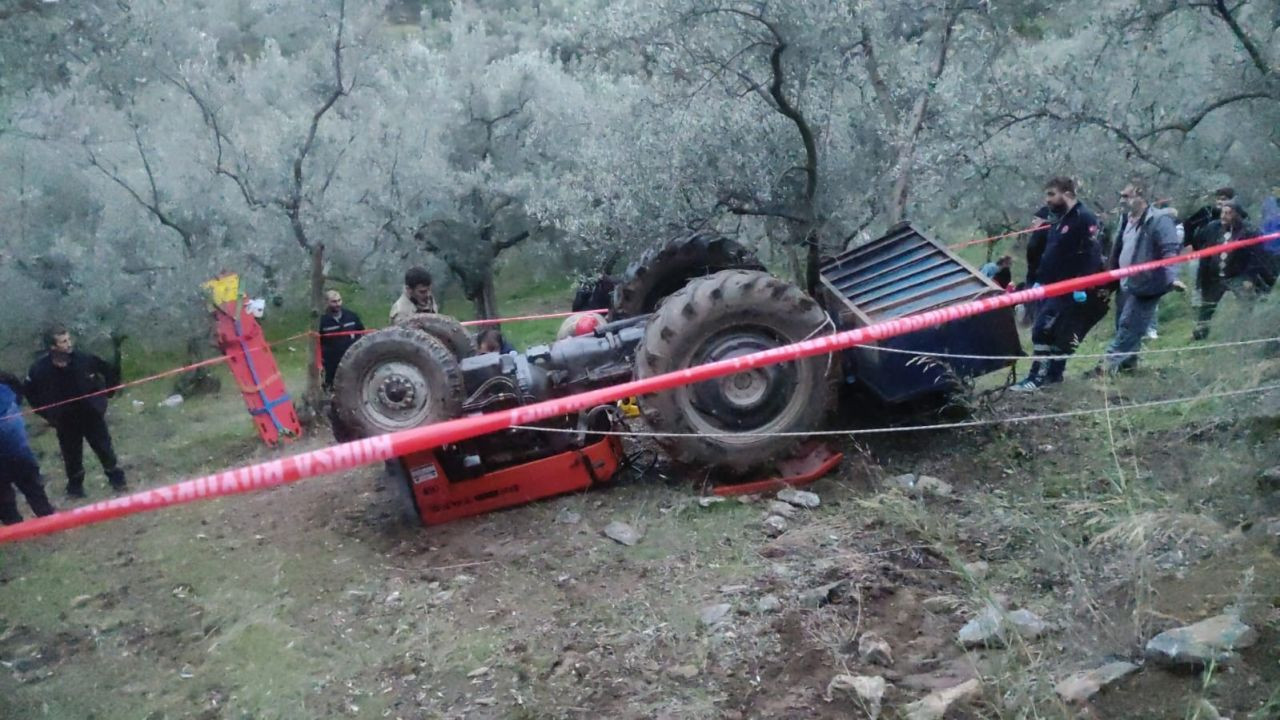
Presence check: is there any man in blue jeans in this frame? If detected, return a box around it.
[1088,180,1181,376]
[1011,177,1108,391]
[0,372,56,525]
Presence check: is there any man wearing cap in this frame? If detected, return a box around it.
[1193,199,1274,340]
[318,290,365,390]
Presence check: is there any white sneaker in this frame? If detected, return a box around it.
[1008,379,1041,393]
[1145,329,1159,340]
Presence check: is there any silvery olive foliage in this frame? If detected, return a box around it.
[1,0,1276,361]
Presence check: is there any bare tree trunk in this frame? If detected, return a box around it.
[472,271,499,320]
[306,244,325,407]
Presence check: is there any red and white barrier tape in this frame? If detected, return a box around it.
[2,231,1276,543]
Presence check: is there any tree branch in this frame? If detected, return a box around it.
[1138,92,1272,139]
[85,143,195,255]
[1209,0,1276,79]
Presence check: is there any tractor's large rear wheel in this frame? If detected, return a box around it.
[612,232,764,319]
[634,270,835,475]
[396,313,476,361]
[331,326,465,439]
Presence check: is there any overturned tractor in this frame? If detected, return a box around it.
[330,224,1021,525]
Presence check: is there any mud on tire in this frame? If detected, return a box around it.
[331,326,465,440]
[395,313,476,360]
[634,270,835,475]
[613,232,764,319]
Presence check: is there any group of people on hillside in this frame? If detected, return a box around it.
[1010,177,1277,392]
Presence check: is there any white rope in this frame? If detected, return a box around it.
[854,334,1280,363]
[512,382,1280,439]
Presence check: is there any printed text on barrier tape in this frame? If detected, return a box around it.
[2,231,1276,544]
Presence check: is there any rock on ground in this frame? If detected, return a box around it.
[602,521,643,546]
[776,488,820,508]
[700,603,733,627]
[889,473,953,498]
[902,679,982,720]
[555,508,581,525]
[962,560,990,581]
[766,500,798,518]
[826,674,886,718]
[1259,466,1280,491]
[1054,661,1138,703]
[957,606,1049,647]
[763,515,789,537]
[1145,614,1258,667]
[755,595,783,614]
[858,631,894,667]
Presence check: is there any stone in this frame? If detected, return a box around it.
[700,603,733,627]
[555,508,581,525]
[668,664,700,679]
[888,473,917,490]
[603,521,643,546]
[915,475,954,498]
[70,594,94,609]
[776,489,820,509]
[962,561,990,581]
[755,595,783,614]
[900,656,979,692]
[766,500,798,518]
[1259,466,1280,491]
[1193,699,1224,720]
[957,605,1049,647]
[1054,661,1138,704]
[697,496,726,508]
[799,580,847,609]
[466,666,490,678]
[1145,614,1258,667]
[857,632,894,667]
[826,674,886,718]
[902,679,982,720]
[763,515,789,537]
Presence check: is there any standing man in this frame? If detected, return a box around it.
[318,290,365,390]
[390,267,439,323]
[0,372,56,524]
[1087,181,1181,375]
[24,326,126,497]
[1012,177,1107,391]
[1193,199,1273,340]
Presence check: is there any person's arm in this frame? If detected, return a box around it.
[351,312,365,332]
[88,352,121,394]
[1153,215,1182,287]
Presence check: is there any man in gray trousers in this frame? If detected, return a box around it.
[1089,180,1181,376]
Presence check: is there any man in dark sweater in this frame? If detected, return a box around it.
[24,326,126,497]
[318,290,365,390]
[1192,199,1275,340]
[1011,177,1107,391]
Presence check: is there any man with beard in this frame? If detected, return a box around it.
[1011,177,1107,391]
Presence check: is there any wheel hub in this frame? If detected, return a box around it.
[687,329,796,433]
[363,361,433,429]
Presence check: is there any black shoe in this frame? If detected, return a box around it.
[109,480,128,493]
[65,485,86,499]
[1083,366,1104,380]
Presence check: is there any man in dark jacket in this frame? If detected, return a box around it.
[318,290,365,390]
[25,326,126,497]
[1087,181,1181,375]
[0,372,56,524]
[1012,177,1107,391]
[1193,200,1274,340]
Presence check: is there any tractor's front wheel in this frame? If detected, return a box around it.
[331,326,465,440]
[634,270,835,475]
